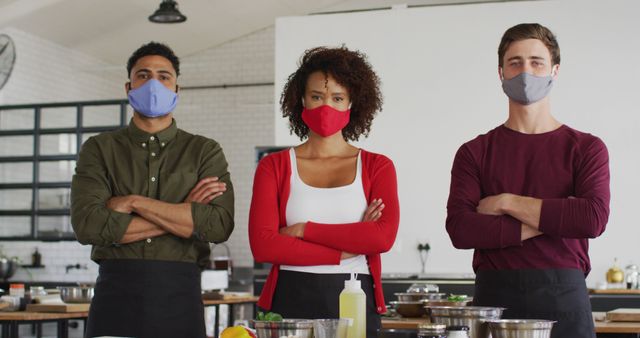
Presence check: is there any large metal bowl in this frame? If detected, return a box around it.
[0,257,18,281]
[426,306,504,338]
[389,301,427,318]
[58,286,94,303]
[486,319,555,338]
[252,319,314,338]
[394,292,446,302]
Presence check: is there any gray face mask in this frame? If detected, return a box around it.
[501,71,554,105]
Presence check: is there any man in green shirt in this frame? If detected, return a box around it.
[71,42,234,338]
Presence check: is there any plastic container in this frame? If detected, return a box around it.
[9,284,25,297]
[340,273,366,338]
[446,325,470,338]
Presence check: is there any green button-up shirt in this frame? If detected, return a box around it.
[71,119,234,268]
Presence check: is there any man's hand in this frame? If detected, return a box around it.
[279,222,306,238]
[477,193,511,215]
[363,198,384,222]
[107,195,139,214]
[521,224,543,241]
[185,177,227,204]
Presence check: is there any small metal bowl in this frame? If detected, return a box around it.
[58,286,94,303]
[389,301,427,318]
[252,319,314,338]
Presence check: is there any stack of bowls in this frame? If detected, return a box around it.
[426,306,504,338]
[485,319,555,338]
[252,319,314,338]
[389,283,445,318]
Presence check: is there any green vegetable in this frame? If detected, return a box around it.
[447,294,468,302]
[257,311,283,321]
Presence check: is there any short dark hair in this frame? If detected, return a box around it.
[498,23,560,67]
[280,46,383,142]
[126,42,180,78]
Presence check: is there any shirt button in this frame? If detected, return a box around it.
[151,152,156,157]
[151,176,156,182]
[146,238,152,243]
[142,143,146,147]
[150,136,155,141]
[161,142,166,147]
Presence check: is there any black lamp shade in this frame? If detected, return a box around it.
[149,0,187,23]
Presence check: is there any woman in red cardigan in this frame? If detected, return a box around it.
[248,47,399,337]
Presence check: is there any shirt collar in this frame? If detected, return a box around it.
[128,118,178,146]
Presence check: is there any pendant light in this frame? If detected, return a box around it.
[149,0,187,24]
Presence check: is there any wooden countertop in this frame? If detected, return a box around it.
[381,312,640,334]
[0,311,88,321]
[203,296,259,305]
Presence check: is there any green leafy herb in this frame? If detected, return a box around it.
[257,311,283,321]
[447,294,468,302]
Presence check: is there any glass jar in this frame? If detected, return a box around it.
[418,323,447,338]
[625,264,639,289]
[446,325,470,338]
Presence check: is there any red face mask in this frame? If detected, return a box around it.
[301,104,351,137]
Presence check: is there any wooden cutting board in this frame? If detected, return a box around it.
[590,288,640,295]
[26,303,90,313]
[606,308,640,322]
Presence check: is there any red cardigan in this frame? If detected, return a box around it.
[248,149,400,314]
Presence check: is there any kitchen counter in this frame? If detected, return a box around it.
[381,312,640,334]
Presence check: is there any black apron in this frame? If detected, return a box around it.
[474,269,595,338]
[85,259,205,338]
[268,270,381,338]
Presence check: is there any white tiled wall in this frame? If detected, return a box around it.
[178,26,275,267]
[0,26,276,282]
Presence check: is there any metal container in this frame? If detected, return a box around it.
[58,286,94,303]
[395,292,446,302]
[422,299,472,307]
[426,306,504,338]
[486,319,555,338]
[0,257,18,281]
[389,301,427,318]
[252,319,314,338]
[407,283,439,293]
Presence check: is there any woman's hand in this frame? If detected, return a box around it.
[362,198,385,222]
[279,222,306,238]
[341,252,357,260]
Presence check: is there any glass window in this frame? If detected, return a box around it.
[0,162,32,183]
[38,188,71,210]
[83,105,121,127]
[0,216,31,237]
[0,136,33,156]
[40,134,77,155]
[41,106,76,129]
[0,189,32,210]
[0,109,34,130]
[39,161,76,182]
[38,216,73,237]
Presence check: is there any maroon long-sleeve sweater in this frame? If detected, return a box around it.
[446,124,610,275]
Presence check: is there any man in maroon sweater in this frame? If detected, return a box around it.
[446,23,610,337]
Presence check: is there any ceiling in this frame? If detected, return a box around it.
[0,0,519,65]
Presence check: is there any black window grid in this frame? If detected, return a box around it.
[0,99,128,240]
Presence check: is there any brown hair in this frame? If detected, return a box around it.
[280,46,383,141]
[498,23,560,67]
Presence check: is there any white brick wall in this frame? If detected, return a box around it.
[0,26,276,281]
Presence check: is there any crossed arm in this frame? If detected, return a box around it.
[107,177,227,242]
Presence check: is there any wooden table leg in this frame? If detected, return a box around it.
[214,305,220,338]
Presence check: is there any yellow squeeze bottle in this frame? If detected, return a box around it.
[339,273,366,338]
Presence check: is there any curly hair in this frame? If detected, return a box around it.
[127,42,180,78]
[280,46,383,141]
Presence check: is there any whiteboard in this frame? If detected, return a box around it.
[274,0,640,286]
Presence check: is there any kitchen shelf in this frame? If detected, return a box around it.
[20,265,45,269]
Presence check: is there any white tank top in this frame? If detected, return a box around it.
[281,148,370,275]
